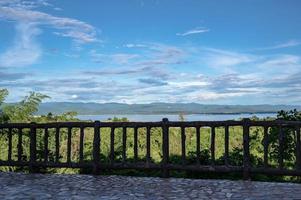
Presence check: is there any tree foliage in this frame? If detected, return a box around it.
[0,89,9,123]
[0,89,8,105]
[0,89,49,122]
[268,109,301,167]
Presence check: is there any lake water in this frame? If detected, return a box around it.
[77,113,276,122]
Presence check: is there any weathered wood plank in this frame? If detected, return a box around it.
[263,126,269,168]
[2,120,301,129]
[110,127,115,164]
[224,125,229,166]
[93,121,101,174]
[55,127,60,163]
[29,123,37,173]
[243,118,251,180]
[210,126,215,165]
[296,126,301,170]
[79,127,84,163]
[181,126,186,165]
[278,126,284,169]
[44,128,49,162]
[196,126,200,165]
[67,127,72,163]
[146,126,151,165]
[122,126,127,163]
[162,118,169,178]
[17,128,22,162]
[7,128,12,162]
[134,127,138,162]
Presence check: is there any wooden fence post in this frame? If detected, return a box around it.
[224,125,229,166]
[67,127,72,164]
[242,118,251,180]
[79,126,84,163]
[162,118,169,178]
[7,128,12,162]
[296,126,301,170]
[93,121,101,175]
[110,127,115,165]
[278,125,284,169]
[146,126,151,166]
[133,126,138,162]
[29,122,38,173]
[17,128,23,162]
[55,126,60,163]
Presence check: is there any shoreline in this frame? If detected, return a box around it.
[75,112,277,116]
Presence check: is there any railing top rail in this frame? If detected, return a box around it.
[167,119,301,126]
[1,119,301,129]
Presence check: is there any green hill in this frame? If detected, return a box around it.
[30,102,301,115]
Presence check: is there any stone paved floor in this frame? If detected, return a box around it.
[0,172,301,200]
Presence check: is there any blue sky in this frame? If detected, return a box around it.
[0,0,301,104]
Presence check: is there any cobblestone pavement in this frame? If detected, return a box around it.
[0,172,301,200]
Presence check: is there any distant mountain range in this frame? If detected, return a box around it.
[31,102,301,115]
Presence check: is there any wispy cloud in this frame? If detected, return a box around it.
[0,0,52,9]
[176,27,209,36]
[138,78,168,86]
[0,71,29,80]
[87,43,185,80]
[53,7,62,11]
[90,51,139,64]
[0,22,41,67]
[258,55,300,73]
[84,65,169,80]
[124,43,147,48]
[0,6,98,44]
[196,91,246,101]
[0,0,98,67]
[254,40,301,51]
[199,48,255,73]
[2,39,301,104]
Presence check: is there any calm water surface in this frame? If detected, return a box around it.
[77,113,276,122]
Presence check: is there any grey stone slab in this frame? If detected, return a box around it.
[0,172,300,199]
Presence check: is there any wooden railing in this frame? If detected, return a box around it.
[0,118,301,179]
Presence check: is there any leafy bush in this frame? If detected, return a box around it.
[268,110,301,168]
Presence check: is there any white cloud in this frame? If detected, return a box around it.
[89,43,185,76]
[169,81,209,88]
[201,48,255,71]
[2,39,301,104]
[0,0,98,67]
[261,55,300,66]
[71,94,78,99]
[0,22,41,67]
[0,6,98,44]
[195,91,245,101]
[53,31,97,44]
[90,51,139,64]
[54,7,62,11]
[176,27,209,36]
[0,0,52,9]
[254,40,301,51]
[124,43,147,48]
